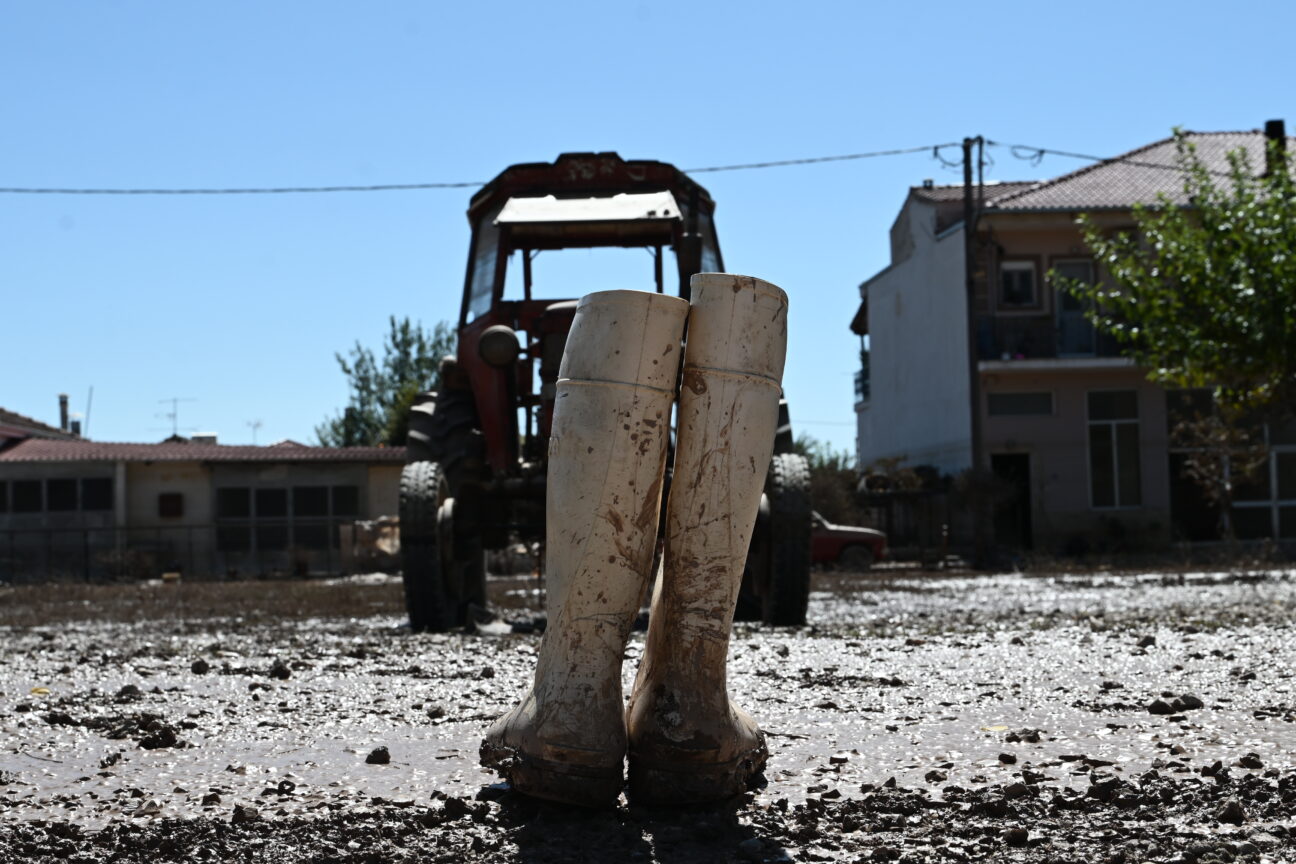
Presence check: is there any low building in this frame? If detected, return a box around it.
[853,125,1295,552]
[0,436,403,582]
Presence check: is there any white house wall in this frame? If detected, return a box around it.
[857,202,972,474]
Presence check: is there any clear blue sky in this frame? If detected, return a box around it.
[3,1,1290,456]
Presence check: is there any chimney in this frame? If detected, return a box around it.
[1264,119,1286,177]
[58,393,69,432]
[70,419,82,437]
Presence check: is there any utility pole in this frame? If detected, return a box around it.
[962,136,990,569]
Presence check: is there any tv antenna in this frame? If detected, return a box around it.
[247,419,263,444]
[156,397,197,437]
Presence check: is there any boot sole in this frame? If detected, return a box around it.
[480,741,624,808]
[626,741,769,806]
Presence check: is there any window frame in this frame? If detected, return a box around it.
[1086,389,1142,510]
[997,258,1043,313]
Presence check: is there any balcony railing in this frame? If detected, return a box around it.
[975,315,1123,361]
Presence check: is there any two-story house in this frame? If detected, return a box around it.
[853,125,1294,552]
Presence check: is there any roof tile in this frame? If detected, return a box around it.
[0,438,405,464]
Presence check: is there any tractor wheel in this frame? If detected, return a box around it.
[735,452,813,626]
[406,388,483,492]
[760,453,813,626]
[400,461,453,632]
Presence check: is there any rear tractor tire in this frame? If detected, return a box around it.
[736,452,813,626]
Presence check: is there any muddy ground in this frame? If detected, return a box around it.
[2,567,1295,863]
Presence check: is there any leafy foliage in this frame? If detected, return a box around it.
[1057,131,1296,424]
[316,317,455,447]
[793,433,869,526]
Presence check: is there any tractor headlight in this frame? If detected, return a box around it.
[479,325,521,368]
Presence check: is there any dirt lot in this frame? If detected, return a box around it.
[2,567,1295,863]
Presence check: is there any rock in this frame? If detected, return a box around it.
[115,684,142,703]
[998,752,1017,765]
[1137,635,1156,648]
[1005,827,1029,847]
[924,770,947,783]
[366,746,391,765]
[1173,694,1204,711]
[1216,798,1245,825]
[1002,782,1030,800]
[1147,699,1174,715]
[138,721,179,750]
[191,659,211,675]
[268,659,291,680]
[478,666,496,680]
[1238,753,1264,770]
[202,793,221,806]
[231,804,259,824]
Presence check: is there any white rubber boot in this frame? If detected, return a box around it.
[480,289,688,807]
[626,273,787,805]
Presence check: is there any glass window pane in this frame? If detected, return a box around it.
[82,478,113,511]
[47,479,77,512]
[293,486,329,517]
[256,488,288,518]
[1232,458,1271,502]
[1116,423,1142,506]
[1000,263,1036,306]
[1089,425,1115,507]
[988,392,1053,416]
[1089,390,1138,421]
[1277,453,1296,500]
[332,486,359,517]
[1280,506,1296,539]
[217,525,251,551]
[1231,507,1273,540]
[294,523,330,550]
[217,488,251,519]
[256,524,289,551]
[13,480,42,513]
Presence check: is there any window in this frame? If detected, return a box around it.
[82,478,113,511]
[1000,261,1037,308]
[47,479,77,511]
[293,486,329,518]
[1053,259,1096,355]
[0,481,6,513]
[988,392,1053,416]
[1088,390,1141,508]
[255,488,288,518]
[158,493,184,519]
[13,480,42,513]
[332,486,359,518]
[217,487,251,518]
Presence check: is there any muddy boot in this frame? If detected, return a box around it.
[480,289,688,807]
[626,273,787,805]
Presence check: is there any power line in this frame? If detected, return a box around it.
[988,140,1235,178]
[0,143,962,195]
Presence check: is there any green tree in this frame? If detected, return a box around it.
[1056,131,1295,539]
[793,432,867,526]
[316,317,456,447]
[1058,131,1296,422]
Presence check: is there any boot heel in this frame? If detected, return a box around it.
[627,745,769,806]
[482,742,624,808]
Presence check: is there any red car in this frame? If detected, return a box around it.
[811,511,887,570]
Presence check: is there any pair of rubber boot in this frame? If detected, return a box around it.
[480,273,787,808]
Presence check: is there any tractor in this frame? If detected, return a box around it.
[399,152,812,631]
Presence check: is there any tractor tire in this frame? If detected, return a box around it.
[735,452,813,626]
[399,461,454,631]
[405,388,483,491]
[761,452,813,626]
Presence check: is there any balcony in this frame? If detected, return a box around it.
[975,315,1123,362]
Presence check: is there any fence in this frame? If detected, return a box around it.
[0,524,358,585]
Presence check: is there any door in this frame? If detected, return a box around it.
[1054,259,1096,356]
[991,453,1033,550]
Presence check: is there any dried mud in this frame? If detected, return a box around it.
[2,567,1295,863]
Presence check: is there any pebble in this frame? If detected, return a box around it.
[191,658,211,675]
[1216,798,1245,825]
[1147,699,1174,715]
[366,746,391,765]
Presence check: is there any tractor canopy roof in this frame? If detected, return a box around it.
[467,152,716,229]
